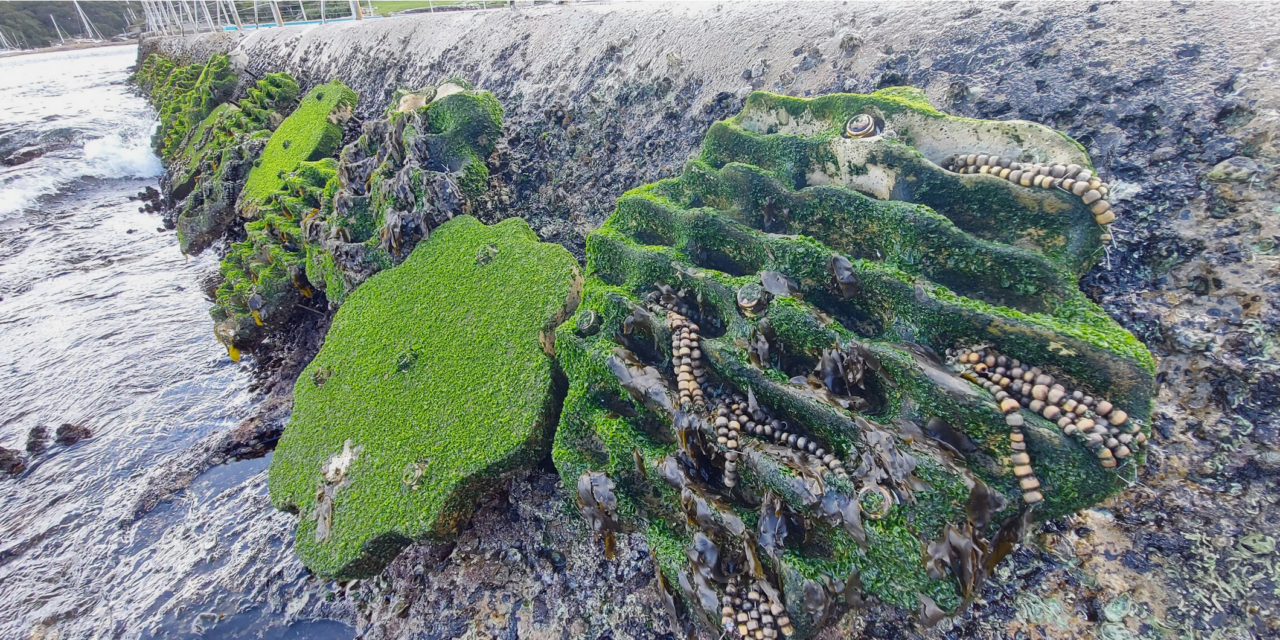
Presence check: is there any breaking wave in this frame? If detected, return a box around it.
[0,47,161,219]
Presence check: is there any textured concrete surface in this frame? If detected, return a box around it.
[140,2,1280,638]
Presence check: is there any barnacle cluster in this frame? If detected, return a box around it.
[554,87,1154,636]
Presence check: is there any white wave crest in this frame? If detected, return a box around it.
[84,133,163,180]
[0,128,161,219]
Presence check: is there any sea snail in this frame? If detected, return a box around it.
[844,113,880,139]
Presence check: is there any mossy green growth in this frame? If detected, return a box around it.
[239,79,356,217]
[302,87,503,306]
[701,87,1103,275]
[554,88,1155,636]
[211,159,334,346]
[174,72,301,185]
[172,74,303,256]
[269,216,581,578]
[135,53,237,163]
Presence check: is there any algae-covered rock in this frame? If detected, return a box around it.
[135,53,237,164]
[174,132,268,256]
[703,87,1107,275]
[269,216,581,578]
[554,88,1154,637]
[200,79,354,354]
[238,79,356,218]
[303,85,503,306]
[211,159,335,351]
[135,54,301,254]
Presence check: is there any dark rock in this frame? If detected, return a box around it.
[1149,146,1178,164]
[55,423,91,446]
[26,425,49,454]
[0,447,25,475]
[3,145,46,166]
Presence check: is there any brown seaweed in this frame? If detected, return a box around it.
[654,555,693,639]
[758,491,789,558]
[918,593,949,628]
[965,477,1007,530]
[576,471,620,560]
[923,416,978,454]
[827,253,862,299]
[606,351,673,415]
[760,270,799,297]
[818,489,866,547]
[986,506,1035,573]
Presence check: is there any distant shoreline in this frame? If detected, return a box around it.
[0,39,137,59]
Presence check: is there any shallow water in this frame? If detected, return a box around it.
[0,46,350,639]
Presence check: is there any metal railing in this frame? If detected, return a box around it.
[139,0,554,36]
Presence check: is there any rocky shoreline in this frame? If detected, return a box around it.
[128,2,1278,638]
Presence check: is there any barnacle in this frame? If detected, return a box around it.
[555,87,1154,636]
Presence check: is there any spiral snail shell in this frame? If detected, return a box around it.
[844,113,879,138]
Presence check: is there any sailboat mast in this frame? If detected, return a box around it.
[72,1,104,41]
[50,15,67,44]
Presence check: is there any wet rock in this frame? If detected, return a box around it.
[55,423,91,446]
[237,80,357,217]
[26,425,49,454]
[556,87,1149,636]
[302,84,502,306]
[0,447,26,475]
[1205,156,1262,184]
[1149,147,1178,164]
[3,145,47,167]
[142,2,1280,636]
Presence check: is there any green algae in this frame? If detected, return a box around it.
[702,88,1104,275]
[174,74,302,256]
[175,71,300,185]
[302,87,503,306]
[211,159,335,343]
[239,80,356,217]
[269,216,580,578]
[553,88,1155,635]
[135,53,237,164]
[135,53,302,256]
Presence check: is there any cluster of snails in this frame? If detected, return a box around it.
[667,311,708,411]
[978,373,1044,505]
[710,390,848,489]
[721,583,793,638]
[942,154,1116,241]
[952,348,1144,474]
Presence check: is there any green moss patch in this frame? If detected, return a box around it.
[136,53,301,256]
[211,159,335,347]
[269,216,581,578]
[239,79,356,217]
[303,87,503,306]
[135,53,237,164]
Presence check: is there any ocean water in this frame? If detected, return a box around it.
[0,46,350,639]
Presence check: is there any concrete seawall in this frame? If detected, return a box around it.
[141,2,1274,258]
